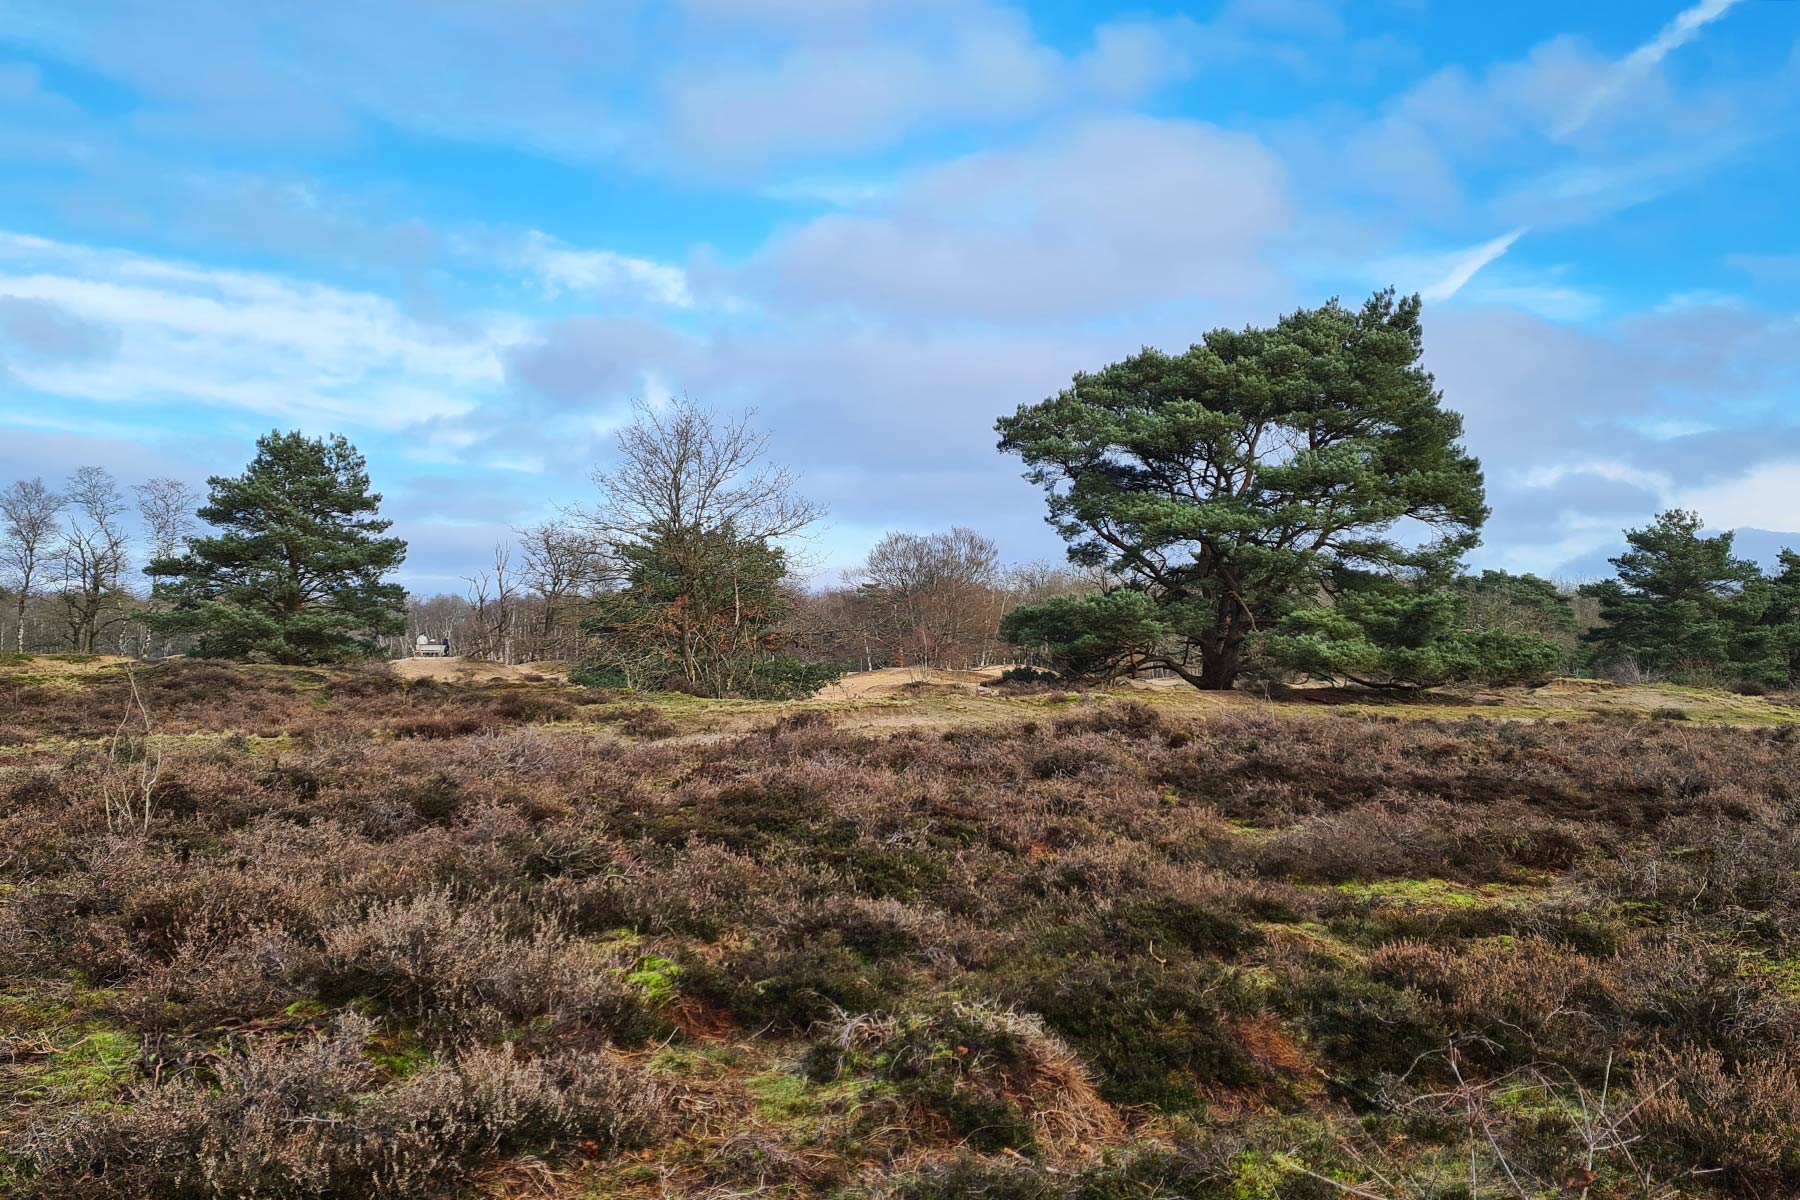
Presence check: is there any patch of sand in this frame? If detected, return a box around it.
[388,656,569,684]
[3,654,134,675]
[817,666,1006,701]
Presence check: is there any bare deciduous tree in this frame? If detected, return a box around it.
[59,467,131,653]
[782,553,1103,675]
[860,527,1001,671]
[463,542,520,664]
[576,399,823,691]
[133,476,200,567]
[516,519,611,659]
[582,398,823,547]
[132,477,200,658]
[1,476,64,653]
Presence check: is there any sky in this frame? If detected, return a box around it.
[0,0,1796,591]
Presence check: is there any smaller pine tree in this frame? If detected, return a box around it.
[149,431,406,664]
[1579,510,1771,684]
[1262,566,1566,689]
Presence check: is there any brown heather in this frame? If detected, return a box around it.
[2,658,1798,1197]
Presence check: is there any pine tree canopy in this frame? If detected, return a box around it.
[995,289,1491,689]
[1578,510,1771,683]
[148,431,407,664]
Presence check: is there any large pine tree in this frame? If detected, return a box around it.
[149,431,406,663]
[995,290,1493,690]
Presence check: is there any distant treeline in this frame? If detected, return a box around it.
[7,291,1799,694]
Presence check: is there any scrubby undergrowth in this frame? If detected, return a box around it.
[2,659,1797,1197]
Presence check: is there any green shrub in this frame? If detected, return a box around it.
[1000,955,1262,1109]
[569,664,630,689]
[745,657,847,700]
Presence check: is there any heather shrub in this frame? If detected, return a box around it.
[998,953,1265,1109]
[123,928,318,1028]
[17,1014,665,1199]
[485,689,575,724]
[1242,800,1590,883]
[544,841,799,939]
[803,1000,1122,1157]
[7,660,1800,1198]
[871,1124,1354,1200]
[1368,937,1621,1072]
[390,713,492,740]
[314,891,650,1044]
[1634,1042,1800,1191]
[684,926,908,1030]
[764,706,832,739]
[1581,804,1800,916]
[782,896,974,965]
[620,706,679,739]
[1051,700,1164,740]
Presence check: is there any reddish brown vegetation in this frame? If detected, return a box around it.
[2,665,1797,1197]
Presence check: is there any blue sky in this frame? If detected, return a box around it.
[0,0,1796,590]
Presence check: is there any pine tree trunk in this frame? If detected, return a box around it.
[1197,640,1244,690]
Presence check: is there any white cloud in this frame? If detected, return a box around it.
[1417,228,1527,301]
[5,1,1209,179]
[1298,6,1777,242]
[0,230,510,429]
[1521,460,1672,495]
[1677,461,1800,531]
[1726,253,1800,283]
[657,5,1212,173]
[660,6,1059,169]
[1468,282,1603,323]
[753,116,1291,322]
[1077,17,1201,101]
[1218,0,1347,39]
[1558,0,1744,136]
[519,232,693,308]
[0,294,118,358]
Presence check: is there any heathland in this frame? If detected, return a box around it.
[2,654,1797,1199]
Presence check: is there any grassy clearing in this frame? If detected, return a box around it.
[1,659,1797,1197]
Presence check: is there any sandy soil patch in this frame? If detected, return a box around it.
[3,654,134,675]
[388,656,569,684]
[815,665,1007,700]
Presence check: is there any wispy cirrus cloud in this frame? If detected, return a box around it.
[1557,0,1745,136]
[1418,228,1529,302]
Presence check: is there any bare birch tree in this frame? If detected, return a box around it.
[133,477,200,569]
[132,477,200,657]
[1,476,64,653]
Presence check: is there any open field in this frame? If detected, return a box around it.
[2,657,1798,1198]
